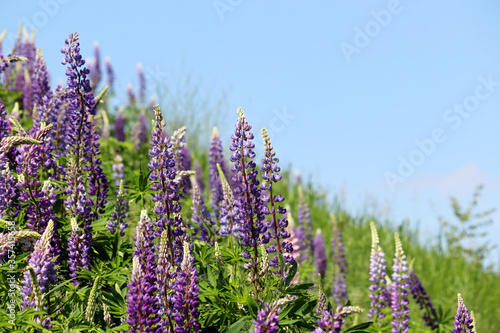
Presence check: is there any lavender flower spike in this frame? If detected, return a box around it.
[391,233,410,333]
[331,214,348,306]
[314,229,327,279]
[453,293,474,333]
[209,126,227,217]
[368,221,388,323]
[252,298,290,333]
[313,306,365,333]
[315,274,327,316]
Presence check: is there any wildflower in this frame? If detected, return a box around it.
[108,180,129,236]
[391,233,410,333]
[209,127,227,216]
[229,108,268,295]
[252,299,289,333]
[297,187,313,261]
[368,221,389,322]
[453,293,474,333]
[409,270,439,330]
[314,306,364,333]
[314,229,327,279]
[331,214,348,306]
[260,128,293,267]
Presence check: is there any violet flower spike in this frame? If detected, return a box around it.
[252,299,289,333]
[391,233,410,333]
[260,128,293,268]
[217,163,235,236]
[453,293,474,333]
[172,241,201,333]
[208,126,227,217]
[409,270,439,330]
[313,306,364,333]
[331,214,348,306]
[148,104,184,265]
[229,108,267,296]
[368,221,389,322]
[297,187,313,261]
[107,180,129,236]
[314,229,327,279]
[137,63,146,104]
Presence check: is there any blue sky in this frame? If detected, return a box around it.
[2,1,500,266]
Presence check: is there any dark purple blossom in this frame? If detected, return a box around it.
[190,175,215,242]
[252,299,289,333]
[368,222,389,323]
[297,188,313,261]
[331,215,348,306]
[21,220,56,308]
[105,56,114,92]
[313,306,364,333]
[89,41,101,89]
[108,180,129,236]
[132,110,149,150]
[148,104,184,265]
[453,294,474,333]
[391,233,410,333]
[409,270,439,330]
[209,126,227,217]
[229,108,268,295]
[259,128,293,268]
[114,109,125,142]
[314,230,327,279]
[172,241,201,333]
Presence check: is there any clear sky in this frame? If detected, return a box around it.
[2,1,500,266]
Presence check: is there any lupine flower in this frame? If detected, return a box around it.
[0,99,10,140]
[331,214,348,306]
[137,63,146,104]
[148,104,184,265]
[217,163,235,236]
[453,293,474,333]
[189,175,215,242]
[391,233,410,333]
[114,108,126,142]
[409,270,439,330]
[21,220,56,307]
[252,298,289,333]
[209,126,227,216]
[229,108,268,294]
[172,241,201,333]
[314,229,327,279]
[89,41,101,89]
[112,155,125,187]
[297,187,313,261]
[31,48,51,109]
[108,180,129,236]
[368,221,389,322]
[67,217,91,283]
[314,306,365,333]
[260,128,293,268]
[126,213,161,332]
[170,126,191,195]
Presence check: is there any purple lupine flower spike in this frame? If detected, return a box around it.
[108,180,129,236]
[391,233,410,333]
[260,128,293,269]
[314,229,327,279]
[409,270,439,330]
[127,83,136,105]
[89,41,101,89]
[189,174,215,242]
[20,219,56,308]
[313,306,365,333]
[114,108,125,142]
[368,221,389,323]
[297,187,313,261]
[209,126,227,217]
[148,104,184,265]
[126,211,161,332]
[252,298,289,333]
[229,108,268,296]
[172,241,202,333]
[331,214,348,306]
[453,294,474,333]
[217,163,236,236]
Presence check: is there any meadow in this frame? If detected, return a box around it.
[0,28,498,332]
